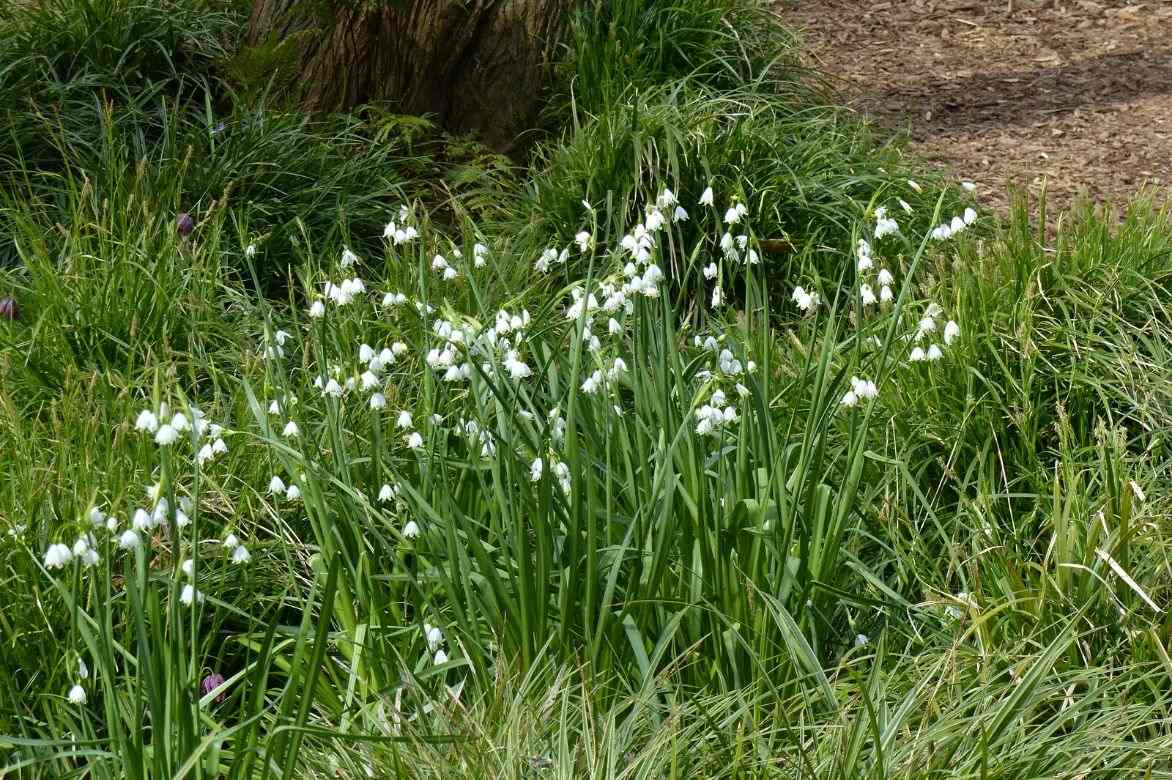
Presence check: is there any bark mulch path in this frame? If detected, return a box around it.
[783,0,1172,214]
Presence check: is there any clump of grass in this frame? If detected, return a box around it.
[1,0,1170,777]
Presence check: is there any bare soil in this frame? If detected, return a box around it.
[784,0,1172,214]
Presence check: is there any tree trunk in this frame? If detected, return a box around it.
[248,0,574,153]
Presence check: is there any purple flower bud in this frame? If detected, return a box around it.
[201,672,225,704]
[177,212,195,238]
[0,297,18,321]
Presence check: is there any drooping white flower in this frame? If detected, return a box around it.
[396,410,413,429]
[132,507,153,532]
[323,379,343,398]
[943,320,960,345]
[857,239,874,271]
[552,461,571,494]
[851,376,878,399]
[860,284,876,306]
[285,484,301,501]
[504,352,532,380]
[530,457,543,482]
[433,649,449,665]
[118,529,141,549]
[231,545,251,564]
[402,520,420,539]
[378,484,395,503]
[581,370,603,395]
[282,420,300,438]
[135,410,159,433]
[308,300,326,318]
[711,286,723,308]
[43,543,73,569]
[961,180,977,192]
[269,475,286,494]
[223,533,240,550]
[703,263,718,280]
[181,559,194,577]
[180,584,202,606]
[645,208,665,233]
[370,393,386,410]
[67,684,87,705]
[406,432,424,449]
[909,346,926,362]
[673,205,689,222]
[877,268,893,286]
[874,209,900,239]
[699,186,714,206]
[926,344,943,361]
[907,179,922,193]
[880,285,893,304]
[963,207,978,226]
[245,243,257,258]
[574,231,592,253]
[340,247,359,267]
[155,424,179,446]
[840,390,858,407]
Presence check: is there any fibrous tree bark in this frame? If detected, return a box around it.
[248,0,574,152]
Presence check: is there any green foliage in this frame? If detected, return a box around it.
[1,0,1170,777]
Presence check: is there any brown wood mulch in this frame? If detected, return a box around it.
[783,0,1172,214]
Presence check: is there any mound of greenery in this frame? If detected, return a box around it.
[0,0,1168,778]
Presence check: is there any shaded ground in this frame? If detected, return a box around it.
[785,0,1172,213]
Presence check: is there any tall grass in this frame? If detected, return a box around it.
[1,0,1170,776]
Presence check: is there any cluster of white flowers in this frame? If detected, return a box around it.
[222,532,251,565]
[907,303,961,364]
[839,376,879,408]
[689,335,755,436]
[695,388,738,436]
[431,253,459,281]
[791,285,821,314]
[424,621,448,665]
[382,205,419,246]
[263,328,292,360]
[268,474,302,502]
[715,193,759,305]
[135,403,228,462]
[43,531,100,570]
[930,207,978,241]
[873,206,900,240]
[855,237,898,309]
